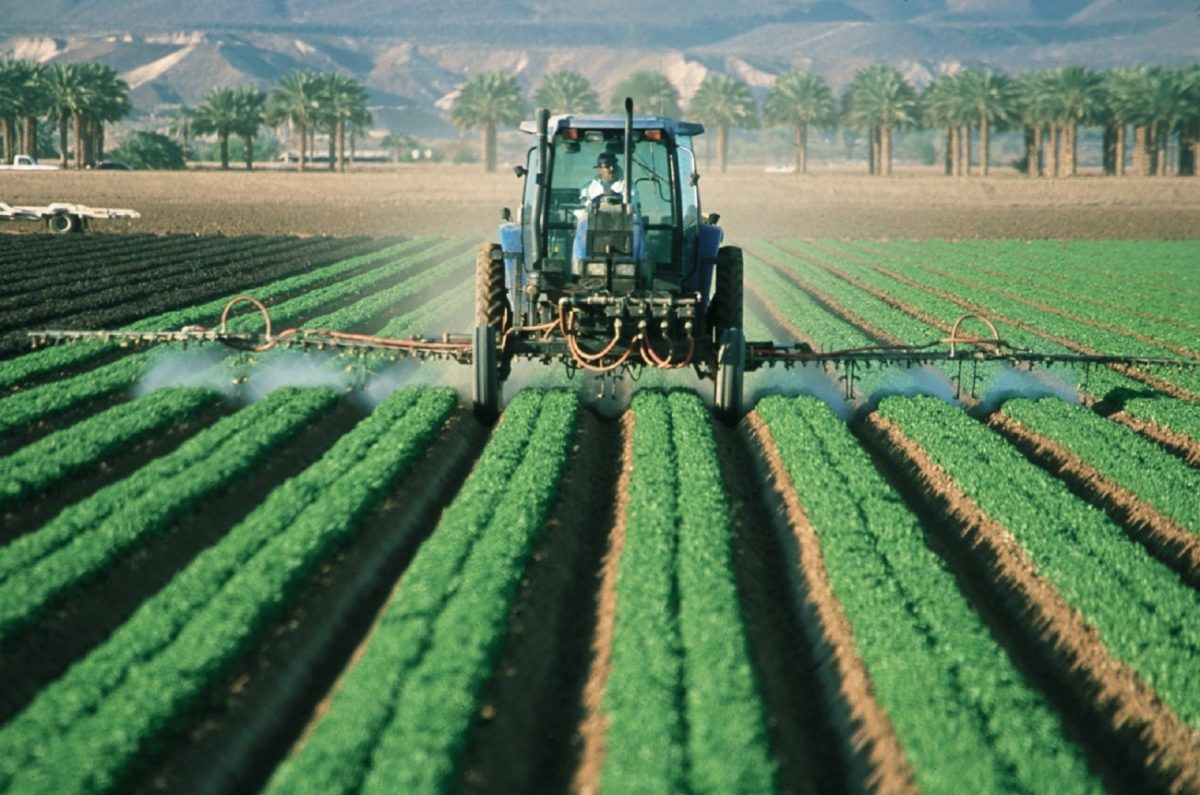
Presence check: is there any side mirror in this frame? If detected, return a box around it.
[513,165,528,178]
[689,173,700,186]
[501,207,513,222]
[706,212,720,225]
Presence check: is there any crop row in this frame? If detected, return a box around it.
[758,241,1200,446]
[0,234,182,279]
[0,237,469,436]
[0,236,437,389]
[877,396,1200,731]
[0,385,222,512]
[266,389,578,794]
[0,236,398,357]
[756,395,1101,793]
[0,386,456,793]
[0,386,339,642]
[602,390,776,793]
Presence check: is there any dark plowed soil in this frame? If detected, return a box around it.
[126,408,490,795]
[455,409,621,795]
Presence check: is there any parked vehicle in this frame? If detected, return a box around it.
[0,155,59,171]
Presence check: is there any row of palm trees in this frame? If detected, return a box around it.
[453,64,1200,176]
[176,71,372,170]
[0,59,130,168]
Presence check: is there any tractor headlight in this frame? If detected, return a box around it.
[614,263,637,278]
[585,262,608,277]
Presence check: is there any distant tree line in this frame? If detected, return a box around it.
[0,59,131,168]
[452,63,1200,176]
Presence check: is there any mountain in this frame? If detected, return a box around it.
[2,0,1196,137]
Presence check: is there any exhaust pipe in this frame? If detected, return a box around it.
[623,97,633,208]
[533,107,550,267]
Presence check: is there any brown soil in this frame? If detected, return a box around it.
[1108,410,1200,466]
[571,411,632,795]
[989,413,1200,589]
[4,167,1199,240]
[860,412,1200,794]
[745,412,918,795]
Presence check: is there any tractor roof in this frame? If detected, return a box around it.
[519,114,705,139]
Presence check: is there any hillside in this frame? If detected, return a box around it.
[1,0,1196,138]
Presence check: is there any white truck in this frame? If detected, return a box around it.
[0,201,140,233]
[0,155,60,171]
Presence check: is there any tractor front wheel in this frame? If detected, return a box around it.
[714,327,745,423]
[473,325,500,423]
[711,245,744,343]
[475,242,508,329]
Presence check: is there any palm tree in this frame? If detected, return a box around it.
[533,70,599,115]
[843,64,918,176]
[0,59,39,160]
[193,87,242,169]
[230,86,266,169]
[1044,66,1104,177]
[168,104,196,162]
[608,71,682,118]
[1182,65,1200,177]
[269,70,321,171]
[955,68,1014,177]
[763,70,834,174]
[1135,67,1193,176]
[66,62,130,168]
[688,73,757,173]
[316,73,371,172]
[923,73,973,176]
[450,71,525,172]
[42,63,87,168]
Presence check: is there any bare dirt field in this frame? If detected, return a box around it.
[4,164,1199,240]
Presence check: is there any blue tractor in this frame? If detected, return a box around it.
[473,99,746,421]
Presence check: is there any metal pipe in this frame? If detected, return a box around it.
[533,107,550,267]
[623,97,633,208]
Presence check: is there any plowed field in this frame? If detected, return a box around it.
[0,175,1198,794]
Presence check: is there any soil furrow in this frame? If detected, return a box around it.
[571,410,633,795]
[457,409,620,795]
[859,412,1200,794]
[745,412,918,795]
[1106,410,1200,466]
[714,416,847,795]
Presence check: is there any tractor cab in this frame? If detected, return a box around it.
[497,102,725,333]
[474,100,745,423]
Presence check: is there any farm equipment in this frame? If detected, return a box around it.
[1,200,140,233]
[24,101,1200,420]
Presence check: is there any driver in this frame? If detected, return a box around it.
[581,151,635,206]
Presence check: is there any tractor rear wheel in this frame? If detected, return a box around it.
[711,245,743,343]
[715,327,745,423]
[475,242,508,329]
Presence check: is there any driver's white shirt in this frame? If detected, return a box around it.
[580,179,627,202]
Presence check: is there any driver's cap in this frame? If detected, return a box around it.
[594,152,618,169]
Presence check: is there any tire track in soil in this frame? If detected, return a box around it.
[572,411,632,795]
[456,409,620,795]
[988,413,1200,590]
[714,417,849,795]
[0,396,368,727]
[126,408,490,795]
[858,412,1200,794]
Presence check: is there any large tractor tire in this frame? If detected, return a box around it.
[47,213,81,235]
[473,324,500,423]
[711,245,744,344]
[475,242,508,329]
[715,327,746,424]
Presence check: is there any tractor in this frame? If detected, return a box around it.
[471,99,747,421]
